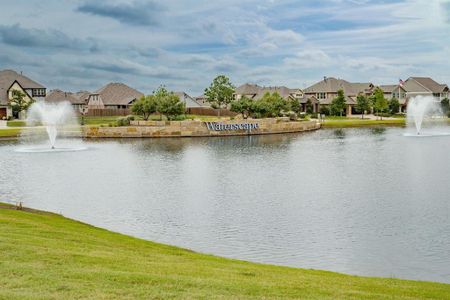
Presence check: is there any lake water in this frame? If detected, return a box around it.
[1,127,449,283]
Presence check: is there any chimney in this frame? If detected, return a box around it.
[323,76,327,82]
[20,71,23,75]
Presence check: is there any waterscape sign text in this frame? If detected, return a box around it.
[205,122,259,131]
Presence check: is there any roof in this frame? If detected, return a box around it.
[93,83,144,106]
[235,83,302,100]
[304,77,373,95]
[45,89,89,105]
[0,69,45,105]
[406,77,448,93]
[379,85,398,93]
[174,91,203,108]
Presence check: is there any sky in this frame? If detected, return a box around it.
[0,0,449,96]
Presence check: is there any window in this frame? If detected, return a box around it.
[32,89,46,97]
[317,92,326,99]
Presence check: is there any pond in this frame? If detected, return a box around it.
[1,127,449,283]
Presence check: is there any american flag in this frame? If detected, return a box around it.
[399,79,405,87]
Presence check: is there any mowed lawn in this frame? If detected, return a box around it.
[322,118,406,128]
[1,204,449,299]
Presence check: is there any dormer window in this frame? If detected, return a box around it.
[32,88,46,97]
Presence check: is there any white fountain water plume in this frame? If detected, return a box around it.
[18,101,86,152]
[406,96,444,136]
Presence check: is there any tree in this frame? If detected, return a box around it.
[230,96,253,119]
[330,89,346,116]
[355,94,371,119]
[441,98,449,115]
[157,92,185,120]
[388,97,400,115]
[372,87,388,120]
[290,98,301,114]
[204,75,235,113]
[251,92,289,118]
[132,95,158,120]
[9,90,33,118]
[305,99,314,114]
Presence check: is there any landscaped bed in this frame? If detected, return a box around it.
[1,203,449,299]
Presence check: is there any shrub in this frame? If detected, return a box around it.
[117,117,130,126]
[289,112,298,121]
[310,112,318,119]
[319,105,330,116]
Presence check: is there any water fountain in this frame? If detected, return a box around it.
[17,101,86,152]
[406,96,447,136]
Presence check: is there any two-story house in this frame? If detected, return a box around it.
[0,69,46,119]
[303,77,374,115]
[381,77,448,113]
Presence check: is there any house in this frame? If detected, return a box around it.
[45,89,90,112]
[381,77,448,113]
[234,83,311,111]
[174,92,203,108]
[234,83,304,101]
[303,77,375,115]
[86,83,144,109]
[0,69,46,119]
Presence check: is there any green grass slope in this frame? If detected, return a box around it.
[0,204,449,299]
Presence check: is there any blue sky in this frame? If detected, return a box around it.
[0,0,449,95]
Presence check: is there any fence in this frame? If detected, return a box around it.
[187,107,237,117]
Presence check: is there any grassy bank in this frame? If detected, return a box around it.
[0,204,449,299]
[322,118,406,128]
[0,128,22,137]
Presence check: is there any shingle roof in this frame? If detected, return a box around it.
[174,91,202,108]
[408,77,448,93]
[45,89,89,105]
[304,77,373,95]
[0,69,45,105]
[93,82,143,106]
[235,83,301,100]
[379,85,398,93]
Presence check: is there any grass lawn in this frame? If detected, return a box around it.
[6,120,27,127]
[0,128,22,137]
[323,118,406,128]
[1,203,449,299]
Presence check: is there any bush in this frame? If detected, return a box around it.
[117,117,130,126]
[310,112,318,119]
[319,106,330,116]
[298,112,307,119]
[289,112,298,121]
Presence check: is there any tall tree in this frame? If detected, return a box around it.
[204,75,235,113]
[230,96,253,119]
[290,98,301,114]
[330,89,346,116]
[372,87,388,120]
[132,95,158,120]
[388,97,400,115]
[441,98,449,115]
[355,94,371,119]
[9,90,33,118]
[157,92,185,120]
[305,99,314,114]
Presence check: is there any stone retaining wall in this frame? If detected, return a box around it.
[84,118,320,138]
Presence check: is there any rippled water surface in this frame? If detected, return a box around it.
[1,127,449,283]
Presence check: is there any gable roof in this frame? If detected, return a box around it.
[304,77,373,95]
[235,83,302,100]
[93,82,144,106]
[407,77,448,93]
[0,69,45,105]
[45,89,89,105]
[379,85,398,93]
[174,91,203,108]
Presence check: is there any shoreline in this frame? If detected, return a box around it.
[1,202,450,299]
